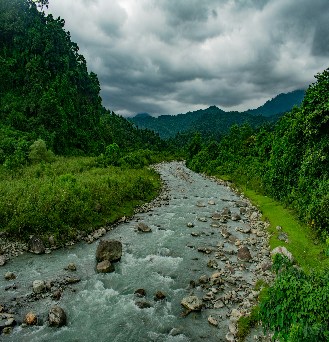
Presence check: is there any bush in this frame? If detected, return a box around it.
[260,255,329,341]
[28,139,54,163]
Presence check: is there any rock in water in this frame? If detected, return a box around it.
[154,291,166,301]
[136,222,152,233]
[28,236,45,254]
[4,272,16,280]
[25,312,38,325]
[48,306,67,327]
[0,255,6,266]
[181,296,203,311]
[96,260,115,273]
[208,315,218,326]
[237,246,252,261]
[96,240,122,262]
[32,280,46,294]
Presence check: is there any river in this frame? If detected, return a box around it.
[0,162,272,341]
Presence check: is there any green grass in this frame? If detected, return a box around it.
[0,156,161,244]
[214,172,329,272]
[243,189,329,271]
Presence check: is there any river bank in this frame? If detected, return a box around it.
[1,161,275,341]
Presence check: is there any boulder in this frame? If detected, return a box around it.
[48,306,67,327]
[231,213,241,221]
[28,236,45,254]
[96,240,122,262]
[221,207,231,216]
[187,222,194,228]
[208,200,216,205]
[136,223,152,233]
[4,272,16,280]
[237,246,252,261]
[134,288,146,297]
[181,296,203,311]
[154,291,166,301]
[32,280,46,294]
[25,312,38,325]
[211,213,221,220]
[96,260,115,273]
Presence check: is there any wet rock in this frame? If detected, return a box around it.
[271,246,293,261]
[28,236,45,255]
[134,288,146,297]
[0,255,6,266]
[198,217,207,222]
[237,246,252,261]
[187,222,194,228]
[25,312,38,325]
[226,332,235,341]
[196,201,206,207]
[211,213,221,220]
[181,296,203,311]
[228,235,238,243]
[48,306,67,327]
[236,200,248,207]
[169,328,182,336]
[65,263,77,271]
[207,259,218,269]
[135,301,152,309]
[208,315,218,326]
[239,207,247,214]
[191,232,200,237]
[231,213,241,221]
[154,291,166,301]
[33,280,46,294]
[208,200,216,205]
[210,272,223,285]
[213,300,224,308]
[221,207,231,216]
[197,247,212,254]
[2,327,12,335]
[96,260,115,273]
[199,275,209,284]
[52,290,62,300]
[4,272,16,280]
[96,240,122,262]
[249,211,258,220]
[136,222,152,233]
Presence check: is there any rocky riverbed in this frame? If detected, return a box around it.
[0,161,277,341]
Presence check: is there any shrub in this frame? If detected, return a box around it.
[28,139,54,163]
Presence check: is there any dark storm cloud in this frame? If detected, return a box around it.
[47,0,329,116]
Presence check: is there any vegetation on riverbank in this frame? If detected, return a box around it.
[0,154,162,244]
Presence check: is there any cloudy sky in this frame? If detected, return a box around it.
[46,0,329,116]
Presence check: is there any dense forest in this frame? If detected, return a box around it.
[0,0,328,340]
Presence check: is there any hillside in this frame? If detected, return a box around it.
[130,90,305,139]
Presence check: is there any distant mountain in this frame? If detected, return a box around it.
[246,89,305,117]
[130,90,305,139]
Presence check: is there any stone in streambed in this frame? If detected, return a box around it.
[25,312,38,326]
[32,280,46,294]
[237,246,252,261]
[0,255,6,266]
[96,260,115,273]
[96,239,122,262]
[154,291,166,301]
[181,296,203,311]
[4,272,16,280]
[48,306,67,327]
[28,236,45,255]
[208,315,218,326]
[136,223,152,233]
[134,288,146,297]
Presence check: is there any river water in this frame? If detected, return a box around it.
[0,162,266,342]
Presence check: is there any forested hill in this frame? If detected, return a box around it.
[0,0,165,167]
[130,90,305,139]
[246,89,305,117]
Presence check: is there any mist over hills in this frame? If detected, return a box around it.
[130,90,305,139]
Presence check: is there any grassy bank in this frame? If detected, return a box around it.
[217,174,329,272]
[0,156,161,244]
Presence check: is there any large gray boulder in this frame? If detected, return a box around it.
[32,280,46,294]
[48,306,67,327]
[96,240,122,263]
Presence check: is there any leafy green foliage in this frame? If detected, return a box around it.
[260,255,329,341]
[0,157,161,242]
[28,139,54,163]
